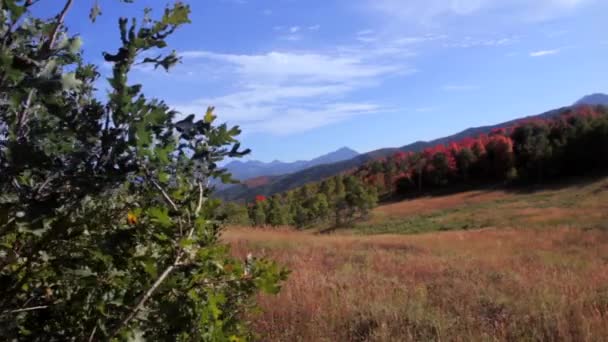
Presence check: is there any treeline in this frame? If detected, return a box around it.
[221,105,608,229]
[356,105,608,197]
[220,175,377,228]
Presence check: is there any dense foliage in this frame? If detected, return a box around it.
[0,1,286,340]
[356,105,608,197]
[246,175,377,228]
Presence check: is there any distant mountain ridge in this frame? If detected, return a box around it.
[223,147,359,182]
[575,93,608,106]
[217,93,608,202]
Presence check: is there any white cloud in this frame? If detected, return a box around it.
[272,26,316,41]
[365,0,593,23]
[221,0,247,4]
[272,25,320,42]
[175,85,386,134]
[345,33,445,59]
[529,49,560,57]
[181,51,404,84]
[545,29,569,38]
[259,103,382,134]
[442,84,479,91]
[176,48,413,134]
[356,30,377,43]
[415,107,438,112]
[443,36,518,48]
[357,29,375,36]
[353,31,514,54]
[281,34,302,41]
[172,17,518,136]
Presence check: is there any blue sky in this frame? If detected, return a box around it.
[36,0,608,162]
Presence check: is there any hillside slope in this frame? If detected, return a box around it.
[352,176,608,234]
[224,177,608,340]
[218,94,608,202]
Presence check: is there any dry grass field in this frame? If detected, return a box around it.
[224,178,608,341]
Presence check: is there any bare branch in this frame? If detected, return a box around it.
[150,178,179,212]
[195,182,203,216]
[47,0,75,50]
[15,91,34,137]
[35,175,55,199]
[0,217,15,235]
[1,305,48,315]
[109,262,176,338]
[87,324,97,342]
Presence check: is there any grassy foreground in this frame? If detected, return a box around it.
[224,178,608,341]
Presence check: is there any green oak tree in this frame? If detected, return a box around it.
[0,1,287,340]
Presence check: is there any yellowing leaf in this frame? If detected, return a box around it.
[204,106,216,124]
[127,212,138,225]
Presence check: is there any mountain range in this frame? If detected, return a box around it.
[218,147,359,188]
[217,93,608,202]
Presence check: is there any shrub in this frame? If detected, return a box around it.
[0,1,287,340]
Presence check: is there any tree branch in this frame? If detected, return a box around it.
[195,181,203,216]
[87,324,98,342]
[110,179,205,337]
[16,0,75,137]
[15,90,34,137]
[0,217,15,236]
[47,0,74,51]
[109,257,178,338]
[1,305,48,315]
[150,178,179,212]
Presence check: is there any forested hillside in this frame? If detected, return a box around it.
[225,105,608,228]
[218,97,607,202]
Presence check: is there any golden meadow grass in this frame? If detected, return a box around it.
[224,178,608,341]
